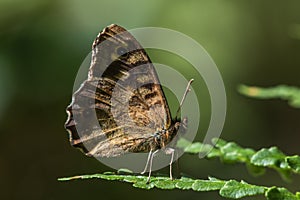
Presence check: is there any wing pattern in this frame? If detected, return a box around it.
[65,24,179,157]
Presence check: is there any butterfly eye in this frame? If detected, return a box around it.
[116,46,129,58]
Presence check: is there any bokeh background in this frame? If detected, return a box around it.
[1,0,300,199]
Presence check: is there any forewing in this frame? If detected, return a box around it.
[65,24,171,157]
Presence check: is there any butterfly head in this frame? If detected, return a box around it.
[152,116,187,150]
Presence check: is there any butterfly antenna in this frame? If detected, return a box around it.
[175,79,194,120]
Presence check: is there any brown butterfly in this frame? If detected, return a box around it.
[65,24,192,182]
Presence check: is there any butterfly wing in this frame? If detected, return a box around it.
[65,24,172,157]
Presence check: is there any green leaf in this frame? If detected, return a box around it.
[175,177,195,190]
[154,180,176,189]
[59,172,299,199]
[117,168,133,174]
[251,147,286,167]
[213,138,227,147]
[251,147,291,181]
[219,142,255,163]
[265,187,300,200]
[176,138,300,180]
[286,155,300,173]
[191,179,225,191]
[59,173,225,193]
[176,137,192,148]
[183,142,204,153]
[220,180,265,199]
[100,174,126,181]
[238,85,300,108]
[177,138,214,155]
[133,181,155,189]
[59,138,300,199]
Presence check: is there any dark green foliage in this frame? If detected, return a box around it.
[179,138,300,179]
[59,138,300,199]
[238,85,300,108]
[58,172,300,199]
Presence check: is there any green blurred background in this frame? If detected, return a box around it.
[1,0,300,199]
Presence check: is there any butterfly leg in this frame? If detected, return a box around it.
[146,149,159,183]
[141,150,152,175]
[165,147,175,180]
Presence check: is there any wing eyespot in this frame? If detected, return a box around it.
[115,46,129,59]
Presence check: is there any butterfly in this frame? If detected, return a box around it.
[65,24,192,182]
